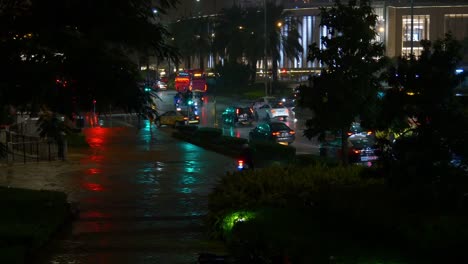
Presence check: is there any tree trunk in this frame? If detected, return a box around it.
[249,59,257,84]
[341,126,349,166]
[271,58,278,94]
[199,53,205,70]
[186,56,191,69]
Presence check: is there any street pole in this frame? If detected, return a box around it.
[410,0,414,57]
[264,0,268,96]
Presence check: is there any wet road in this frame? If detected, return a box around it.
[0,120,234,264]
[155,90,320,155]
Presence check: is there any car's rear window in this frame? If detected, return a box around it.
[237,108,251,115]
[270,123,290,131]
[271,102,284,108]
[349,136,375,148]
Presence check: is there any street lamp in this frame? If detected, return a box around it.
[410,0,414,56]
[264,0,268,96]
[93,99,96,117]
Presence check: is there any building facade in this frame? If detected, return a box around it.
[161,1,468,74]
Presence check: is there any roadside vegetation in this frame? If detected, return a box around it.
[204,0,468,263]
[0,187,72,264]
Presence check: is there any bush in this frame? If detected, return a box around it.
[176,125,199,136]
[295,154,339,167]
[250,141,296,163]
[207,163,468,262]
[193,127,222,141]
[0,187,71,263]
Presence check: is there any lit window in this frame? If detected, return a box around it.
[401,15,430,56]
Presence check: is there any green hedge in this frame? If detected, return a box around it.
[207,165,468,262]
[175,125,199,135]
[250,141,296,163]
[194,127,222,139]
[0,187,71,263]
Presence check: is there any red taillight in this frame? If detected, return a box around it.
[347,132,353,136]
[184,117,188,120]
[236,109,239,115]
[238,160,244,165]
[367,131,373,135]
[250,108,253,113]
[196,116,199,119]
[272,132,280,136]
[204,84,207,91]
[289,130,295,135]
[353,149,361,154]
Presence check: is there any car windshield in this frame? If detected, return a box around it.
[349,136,375,148]
[270,123,290,131]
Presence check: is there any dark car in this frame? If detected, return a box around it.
[249,122,295,145]
[319,134,381,164]
[347,134,381,163]
[222,106,255,127]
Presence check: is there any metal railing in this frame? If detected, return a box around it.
[0,130,66,164]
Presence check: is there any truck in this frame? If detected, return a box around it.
[175,69,207,93]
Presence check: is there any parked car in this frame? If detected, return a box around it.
[249,122,295,145]
[254,101,289,121]
[221,106,255,127]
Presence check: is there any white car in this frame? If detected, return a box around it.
[252,96,277,110]
[254,101,289,121]
[155,80,167,90]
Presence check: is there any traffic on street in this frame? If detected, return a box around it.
[153,89,321,155]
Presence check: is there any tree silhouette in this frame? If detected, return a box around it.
[300,0,386,164]
[0,0,179,118]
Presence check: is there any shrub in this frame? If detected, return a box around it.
[250,141,296,163]
[176,125,199,135]
[294,154,339,167]
[221,136,248,149]
[193,127,222,142]
[208,164,374,237]
[0,187,70,263]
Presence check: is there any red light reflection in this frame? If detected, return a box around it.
[83,183,104,192]
[86,168,102,175]
[81,210,110,219]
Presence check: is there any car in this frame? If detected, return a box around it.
[192,91,205,106]
[347,134,381,163]
[221,106,255,127]
[347,122,373,137]
[254,101,289,121]
[319,134,381,164]
[155,111,188,128]
[249,122,295,145]
[252,96,277,110]
[155,80,167,90]
[281,96,296,108]
[183,108,200,124]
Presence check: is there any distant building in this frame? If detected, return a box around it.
[161,1,468,75]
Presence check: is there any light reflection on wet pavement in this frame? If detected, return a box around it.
[0,120,234,264]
